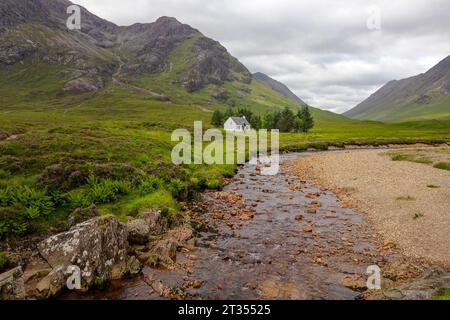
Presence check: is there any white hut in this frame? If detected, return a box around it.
[224,116,251,132]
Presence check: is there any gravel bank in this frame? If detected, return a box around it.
[290,148,450,266]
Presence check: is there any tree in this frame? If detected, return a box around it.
[263,112,275,129]
[278,107,296,132]
[252,115,262,130]
[298,106,314,133]
[211,110,224,127]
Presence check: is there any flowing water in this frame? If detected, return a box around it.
[65,152,387,300]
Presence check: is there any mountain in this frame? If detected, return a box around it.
[0,0,346,126]
[344,55,450,122]
[253,72,307,105]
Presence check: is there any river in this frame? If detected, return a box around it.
[64,152,390,300]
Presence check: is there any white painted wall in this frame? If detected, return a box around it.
[224,118,242,131]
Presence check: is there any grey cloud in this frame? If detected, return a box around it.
[75,0,450,112]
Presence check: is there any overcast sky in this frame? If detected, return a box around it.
[75,0,450,113]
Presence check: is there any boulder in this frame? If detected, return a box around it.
[63,77,102,93]
[127,219,151,245]
[0,266,26,300]
[126,210,167,244]
[36,215,133,297]
[382,267,450,300]
[139,227,194,268]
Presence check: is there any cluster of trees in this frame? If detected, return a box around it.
[263,106,314,133]
[211,106,314,133]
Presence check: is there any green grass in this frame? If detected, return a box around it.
[1,43,450,240]
[396,196,416,201]
[347,91,450,123]
[434,162,450,171]
[433,288,450,300]
[413,213,425,220]
[0,252,8,271]
[427,184,441,189]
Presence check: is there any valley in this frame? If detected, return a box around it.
[1,0,450,301]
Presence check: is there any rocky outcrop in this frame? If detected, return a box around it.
[138,227,194,268]
[184,37,251,92]
[0,266,26,300]
[35,215,138,297]
[63,77,103,93]
[120,17,195,76]
[1,1,253,96]
[127,210,167,245]
[381,267,450,300]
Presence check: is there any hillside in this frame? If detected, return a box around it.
[0,0,349,128]
[253,72,307,105]
[0,0,449,262]
[344,55,450,122]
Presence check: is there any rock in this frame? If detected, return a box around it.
[258,279,307,300]
[127,210,167,244]
[383,240,396,248]
[112,256,142,280]
[139,210,165,233]
[36,216,130,297]
[295,215,304,221]
[311,201,322,207]
[142,239,178,267]
[382,267,450,300]
[191,279,203,288]
[167,227,194,245]
[63,77,102,93]
[306,208,317,214]
[303,224,313,233]
[0,266,26,300]
[139,227,193,268]
[340,275,367,292]
[127,219,151,245]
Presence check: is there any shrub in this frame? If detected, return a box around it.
[391,154,409,161]
[169,179,185,199]
[433,288,450,300]
[67,189,92,209]
[0,252,8,271]
[139,175,163,196]
[0,207,28,239]
[0,186,54,219]
[86,176,131,204]
[0,169,10,179]
[433,162,450,171]
[206,178,223,190]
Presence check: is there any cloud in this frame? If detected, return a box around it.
[75,0,450,113]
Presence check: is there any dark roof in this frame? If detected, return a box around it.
[230,117,251,126]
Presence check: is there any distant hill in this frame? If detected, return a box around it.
[344,55,450,122]
[253,72,307,105]
[0,0,347,125]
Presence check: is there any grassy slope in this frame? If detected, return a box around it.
[348,90,450,123]
[1,34,450,239]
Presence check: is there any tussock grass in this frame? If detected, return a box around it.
[433,162,450,171]
[433,288,450,300]
[413,213,425,220]
[396,196,416,201]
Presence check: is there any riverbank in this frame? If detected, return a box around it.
[61,152,440,300]
[289,146,450,267]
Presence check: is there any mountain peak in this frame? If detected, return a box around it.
[155,16,182,25]
[344,54,450,122]
[253,72,307,106]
